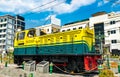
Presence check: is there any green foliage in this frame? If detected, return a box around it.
[111,55,119,58]
[99,69,114,77]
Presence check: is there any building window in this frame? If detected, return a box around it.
[3,45,5,49]
[78,27,82,29]
[110,21,116,25]
[4,24,6,27]
[67,29,70,31]
[4,18,7,21]
[3,35,6,38]
[1,19,3,22]
[1,24,3,27]
[111,40,117,43]
[73,28,76,30]
[3,29,6,32]
[21,22,25,26]
[107,31,110,35]
[62,30,65,32]
[17,21,20,24]
[47,29,49,32]
[111,30,116,34]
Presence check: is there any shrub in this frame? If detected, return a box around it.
[99,69,114,77]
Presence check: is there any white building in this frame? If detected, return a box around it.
[89,12,120,54]
[35,24,60,35]
[35,15,61,35]
[61,19,89,32]
[59,11,120,54]
[35,17,89,36]
[0,15,25,54]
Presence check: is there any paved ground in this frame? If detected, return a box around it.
[1,63,120,77]
[0,63,98,77]
[115,73,120,77]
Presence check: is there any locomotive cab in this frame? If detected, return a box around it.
[14,31,25,46]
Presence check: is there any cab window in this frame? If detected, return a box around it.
[27,30,35,38]
[17,32,25,40]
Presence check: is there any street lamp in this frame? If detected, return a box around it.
[106,50,110,69]
[0,50,2,63]
[0,40,4,63]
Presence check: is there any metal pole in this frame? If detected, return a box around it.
[1,40,3,63]
[9,53,10,63]
[98,31,103,54]
[49,62,53,74]
[100,39,103,54]
[107,54,110,69]
[1,54,2,63]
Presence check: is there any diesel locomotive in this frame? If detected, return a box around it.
[14,27,101,73]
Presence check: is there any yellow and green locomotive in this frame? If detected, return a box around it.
[14,27,101,73]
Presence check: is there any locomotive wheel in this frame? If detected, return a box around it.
[64,60,78,73]
[64,59,83,73]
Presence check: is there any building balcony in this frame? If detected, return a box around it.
[0,42,6,46]
[0,21,7,24]
[0,38,6,40]
[0,27,7,30]
[0,32,6,35]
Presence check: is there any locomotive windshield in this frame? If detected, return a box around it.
[17,32,25,40]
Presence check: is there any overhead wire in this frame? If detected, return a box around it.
[23,0,116,26]
[21,0,65,27]
[42,0,65,25]
[22,0,57,17]
[23,0,65,17]
[40,0,66,26]
[60,0,120,25]
[24,0,56,12]
[20,0,119,28]
[40,0,114,25]
[22,0,117,18]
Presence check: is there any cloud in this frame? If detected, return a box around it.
[112,0,120,7]
[0,0,96,14]
[98,0,109,7]
[52,0,96,14]
[45,14,56,20]
[103,0,109,4]
[116,11,120,14]
[0,0,37,14]
[98,1,103,7]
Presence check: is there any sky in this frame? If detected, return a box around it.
[0,0,120,29]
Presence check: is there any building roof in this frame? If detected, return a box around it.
[92,11,107,17]
[0,14,14,18]
[64,19,89,26]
